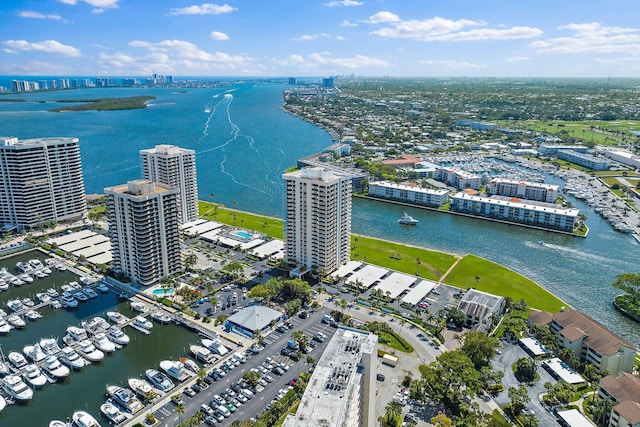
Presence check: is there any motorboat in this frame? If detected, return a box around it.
[22,297,35,307]
[36,292,51,303]
[2,374,33,402]
[6,299,23,312]
[0,318,12,334]
[0,361,10,377]
[23,343,47,362]
[23,364,47,388]
[29,259,44,269]
[40,337,62,356]
[51,300,63,310]
[59,346,87,370]
[69,281,81,290]
[49,421,69,427]
[55,263,67,271]
[42,267,52,275]
[107,326,130,346]
[159,360,192,382]
[202,337,229,356]
[92,333,116,353]
[106,311,128,325]
[81,317,108,335]
[80,276,94,286]
[130,301,149,313]
[34,270,47,279]
[25,309,43,320]
[43,355,70,379]
[106,385,144,414]
[76,340,104,362]
[190,344,215,363]
[73,291,88,302]
[72,410,101,427]
[145,369,174,392]
[0,395,5,412]
[150,310,172,323]
[66,326,89,342]
[61,295,78,309]
[128,377,157,399]
[96,283,109,293]
[19,274,34,284]
[398,212,419,225]
[8,351,28,368]
[180,357,200,374]
[7,314,26,329]
[46,288,59,298]
[133,315,153,330]
[0,281,7,291]
[16,261,31,273]
[83,288,98,299]
[100,402,127,424]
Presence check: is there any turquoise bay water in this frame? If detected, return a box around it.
[0,83,638,346]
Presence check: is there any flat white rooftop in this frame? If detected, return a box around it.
[251,239,284,258]
[200,228,222,242]
[179,218,207,230]
[519,337,551,357]
[401,280,438,305]
[47,229,95,246]
[557,409,596,427]
[48,230,113,264]
[345,264,387,289]
[373,272,417,299]
[184,221,223,236]
[542,357,585,385]
[240,239,264,250]
[330,261,363,280]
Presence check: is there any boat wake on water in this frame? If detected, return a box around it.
[199,96,228,142]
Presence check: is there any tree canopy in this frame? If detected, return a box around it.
[611,272,640,300]
[459,331,499,369]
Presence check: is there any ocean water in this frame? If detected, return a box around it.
[0,81,638,344]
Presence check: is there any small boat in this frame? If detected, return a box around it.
[72,410,101,427]
[29,259,44,269]
[76,340,104,362]
[6,299,23,312]
[7,314,26,329]
[106,311,128,326]
[69,281,81,290]
[133,315,153,330]
[19,274,34,284]
[83,288,98,299]
[46,288,59,298]
[202,337,229,356]
[51,300,63,309]
[16,261,31,273]
[0,395,5,412]
[34,270,46,279]
[25,310,43,320]
[73,291,88,302]
[61,295,78,309]
[49,421,69,427]
[23,344,47,362]
[55,264,67,271]
[43,355,70,379]
[10,277,24,287]
[92,332,116,353]
[107,326,130,346]
[96,283,109,293]
[36,292,51,303]
[0,361,11,377]
[150,310,172,323]
[106,385,144,414]
[80,276,94,286]
[538,240,545,246]
[190,344,215,363]
[0,318,12,334]
[0,281,7,291]
[180,357,200,374]
[8,351,28,368]
[2,374,33,402]
[130,301,149,313]
[40,337,62,356]
[81,317,109,335]
[159,360,192,381]
[22,297,35,307]
[145,369,174,392]
[398,212,419,225]
[23,364,47,387]
[100,402,127,424]
[66,326,89,342]
[42,267,52,275]
[59,346,87,370]
[128,377,157,399]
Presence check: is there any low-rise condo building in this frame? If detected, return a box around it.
[488,178,559,203]
[368,181,448,207]
[457,289,505,331]
[598,372,640,427]
[557,150,610,171]
[435,167,481,190]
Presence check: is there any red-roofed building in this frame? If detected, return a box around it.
[381,154,423,167]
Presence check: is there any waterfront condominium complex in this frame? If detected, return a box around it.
[140,144,198,223]
[283,167,352,275]
[488,178,559,203]
[105,179,183,286]
[0,136,86,231]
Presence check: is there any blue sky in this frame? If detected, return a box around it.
[1,0,639,78]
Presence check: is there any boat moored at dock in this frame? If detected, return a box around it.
[106,385,144,414]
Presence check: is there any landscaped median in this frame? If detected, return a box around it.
[197,202,568,312]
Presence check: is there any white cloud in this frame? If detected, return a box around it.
[294,33,331,41]
[324,0,363,7]
[0,60,79,75]
[17,11,69,22]
[420,59,486,69]
[210,31,230,41]
[2,39,81,57]
[57,0,120,8]
[532,22,640,55]
[341,20,357,28]
[168,3,236,16]
[370,14,542,42]
[2,49,17,54]
[336,36,346,41]
[505,56,530,62]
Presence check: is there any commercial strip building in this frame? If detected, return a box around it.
[435,167,481,190]
[598,372,640,427]
[105,179,183,286]
[557,150,610,171]
[283,167,351,276]
[530,309,637,375]
[140,144,199,223]
[0,136,86,231]
[488,178,559,203]
[450,192,580,232]
[282,327,378,427]
[368,181,449,207]
[602,148,640,170]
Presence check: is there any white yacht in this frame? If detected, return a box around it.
[22,297,35,307]
[2,374,33,402]
[34,270,46,279]
[49,421,68,427]
[76,340,104,362]
[0,395,6,413]
[106,311,128,326]
[43,355,70,380]
[180,357,200,374]
[72,410,101,427]
[92,333,116,353]
[19,274,34,284]
[145,369,174,392]
[107,326,130,345]
[59,346,87,370]
[23,343,47,363]
[29,259,44,269]
[0,361,10,376]
[128,377,157,399]
[6,314,26,329]
[39,337,62,356]
[66,326,89,342]
[159,360,192,381]
[23,364,47,388]
[8,351,28,368]
[0,281,8,292]
[96,283,109,293]
[133,315,153,331]
[150,310,172,323]
[106,385,144,414]
[81,317,109,335]
[398,212,419,225]
[46,288,59,298]
[202,337,229,356]
[190,344,215,363]
[25,310,43,320]
[130,301,149,313]
[0,318,11,334]
[55,263,67,271]
[83,288,98,299]
[36,292,51,303]
[6,299,23,312]
[100,402,127,424]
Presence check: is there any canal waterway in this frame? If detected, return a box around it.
[0,251,201,425]
[0,81,637,345]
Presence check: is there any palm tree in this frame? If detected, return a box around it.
[175,403,186,424]
[385,400,403,418]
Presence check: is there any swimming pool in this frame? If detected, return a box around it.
[234,231,253,239]
[152,288,174,296]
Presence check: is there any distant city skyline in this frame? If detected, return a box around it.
[1,0,639,78]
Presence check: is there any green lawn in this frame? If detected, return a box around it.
[351,235,457,281]
[504,119,640,146]
[443,254,566,312]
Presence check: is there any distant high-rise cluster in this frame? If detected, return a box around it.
[0,136,86,231]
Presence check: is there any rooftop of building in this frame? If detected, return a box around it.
[140,144,195,155]
[489,177,559,190]
[225,305,283,332]
[284,166,346,183]
[452,192,581,216]
[613,401,640,425]
[105,179,177,197]
[600,371,640,403]
[370,180,448,195]
[1,136,79,148]
[381,153,423,166]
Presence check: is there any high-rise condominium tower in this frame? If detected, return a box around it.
[283,167,351,274]
[140,144,198,223]
[105,179,182,286]
[0,136,86,231]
